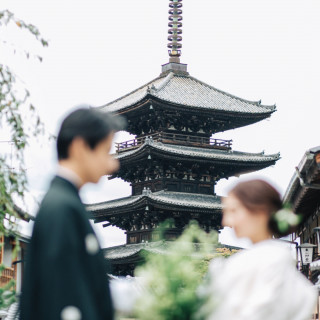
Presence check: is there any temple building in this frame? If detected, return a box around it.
[283,146,320,287]
[87,0,280,276]
[284,147,320,245]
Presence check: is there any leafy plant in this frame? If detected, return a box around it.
[134,221,219,320]
[0,9,47,307]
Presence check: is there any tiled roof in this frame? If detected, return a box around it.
[99,72,275,114]
[104,241,169,260]
[87,190,222,213]
[283,146,320,204]
[116,138,280,163]
[103,241,242,261]
[283,146,320,211]
[14,204,34,222]
[149,191,221,209]
[87,195,141,212]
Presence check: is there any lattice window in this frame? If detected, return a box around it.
[129,236,137,244]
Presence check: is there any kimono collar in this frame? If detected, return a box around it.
[57,165,83,190]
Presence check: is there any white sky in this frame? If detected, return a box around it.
[1,0,320,248]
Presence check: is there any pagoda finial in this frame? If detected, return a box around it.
[168,0,183,63]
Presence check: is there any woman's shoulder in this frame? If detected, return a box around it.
[207,240,317,320]
[211,240,295,277]
[239,239,294,264]
[253,238,292,252]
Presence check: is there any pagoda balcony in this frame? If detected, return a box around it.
[116,132,232,154]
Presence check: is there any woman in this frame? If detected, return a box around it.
[203,179,317,320]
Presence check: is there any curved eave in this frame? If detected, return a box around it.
[113,95,275,119]
[115,140,280,167]
[283,146,320,214]
[97,75,164,113]
[103,241,168,261]
[87,191,222,220]
[103,95,274,135]
[14,204,34,222]
[282,172,301,206]
[97,72,276,117]
[104,241,242,261]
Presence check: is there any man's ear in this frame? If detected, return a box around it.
[68,137,89,158]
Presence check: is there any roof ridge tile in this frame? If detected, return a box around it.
[96,75,165,111]
[153,72,174,92]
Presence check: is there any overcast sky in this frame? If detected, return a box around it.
[1,0,320,248]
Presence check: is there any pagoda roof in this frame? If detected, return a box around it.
[104,241,169,261]
[103,240,242,262]
[98,72,276,116]
[88,190,222,218]
[115,138,280,165]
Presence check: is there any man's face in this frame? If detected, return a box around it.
[81,133,119,184]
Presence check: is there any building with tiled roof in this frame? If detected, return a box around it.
[283,146,320,285]
[98,70,276,136]
[89,190,222,233]
[283,146,320,244]
[88,0,280,276]
[103,241,242,272]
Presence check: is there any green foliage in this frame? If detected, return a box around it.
[0,10,48,61]
[134,221,218,320]
[272,204,302,234]
[0,9,47,307]
[0,264,16,308]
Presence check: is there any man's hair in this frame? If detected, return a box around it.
[57,108,121,160]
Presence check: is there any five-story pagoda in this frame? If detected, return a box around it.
[87,0,280,276]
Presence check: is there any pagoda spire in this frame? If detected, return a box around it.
[168,0,183,63]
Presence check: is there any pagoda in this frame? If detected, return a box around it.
[87,0,280,276]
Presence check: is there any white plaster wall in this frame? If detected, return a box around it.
[3,238,12,268]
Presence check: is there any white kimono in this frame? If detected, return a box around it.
[205,240,317,320]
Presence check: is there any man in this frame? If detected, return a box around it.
[20,107,124,320]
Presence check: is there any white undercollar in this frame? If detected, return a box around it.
[57,165,83,189]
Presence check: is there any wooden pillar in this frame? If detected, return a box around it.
[10,238,18,288]
[0,235,4,265]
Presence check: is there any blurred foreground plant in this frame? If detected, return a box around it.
[0,9,47,307]
[134,221,219,320]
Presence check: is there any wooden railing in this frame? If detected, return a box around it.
[0,266,15,287]
[116,132,232,153]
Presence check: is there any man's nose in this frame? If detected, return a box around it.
[106,157,120,175]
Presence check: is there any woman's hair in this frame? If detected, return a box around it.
[229,179,295,236]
